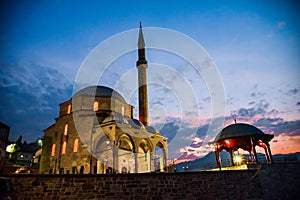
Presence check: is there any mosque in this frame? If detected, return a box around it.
[40,24,168,174]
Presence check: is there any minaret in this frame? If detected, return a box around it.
[136,22,148,126]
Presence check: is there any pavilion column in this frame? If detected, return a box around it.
[264,147,270,163]
[253,146,259,163]
[229,150,235,166]
[266,142,274,163]
[214,148,221,170]
[248,150,253,162]
[251,137,259,163]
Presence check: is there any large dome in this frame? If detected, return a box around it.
[73,85,126,102]
[214,123,266,142]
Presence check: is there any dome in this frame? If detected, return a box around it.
[214,123,266,142]
[145,126,159,134]
[103,113,129,124]
[128,119,145,129]
[73,85,126,102]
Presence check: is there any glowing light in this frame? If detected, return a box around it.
[225,140,231,147]
[64,124,68,136]
[51,144,56,156]
[73,138,79,152]
[38,139,43,147]
[233,155,243,165]
[61,141,66,154]
[6,143,17,153]
[94,101,99,111]
[67,104,71,114]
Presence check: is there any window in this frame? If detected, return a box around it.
[61,141,66,154]
[122,106,125,116]
[73,138,79,153]
[51,144,56,156]
[64,124,68,136]
[93,101,99,111]
[67,105,71,114]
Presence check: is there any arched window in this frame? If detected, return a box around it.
[73,138,79,153]
[122,106,125,116]
[64,124,68,136]
[93,101,99,111]
[51,144,56,156]
[67,105,71,114]
[61,141,67,154]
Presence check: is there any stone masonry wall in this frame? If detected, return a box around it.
[5,170,262,200]
[5,163,300,199]
[258,163,300,199]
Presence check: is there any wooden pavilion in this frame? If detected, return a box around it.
[213,123,274,169]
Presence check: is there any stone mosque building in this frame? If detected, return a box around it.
[40,24,168,174]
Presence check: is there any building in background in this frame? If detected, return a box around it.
[40,24,168,174]
[0,122,10,168]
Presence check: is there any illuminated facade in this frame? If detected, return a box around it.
[40,24,168,174]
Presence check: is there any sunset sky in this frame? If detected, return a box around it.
[0,0,299,160]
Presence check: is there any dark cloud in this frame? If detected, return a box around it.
[0,62,72,142]
[248,101,255,105]
[196,124,209,138]
[150,100,164,106]
[156,118,180,143]
[288,88,298,95]
[268,109,279,115]
[253,117,300,137]
[296,102,300,106]
[184,111,198,116]
[254,118,283,127]
[250,91,265,98]
[232,99,269,118]
[203,96,210,102]
[270,120,300,136]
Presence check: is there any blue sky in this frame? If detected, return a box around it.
[0,0,299,159]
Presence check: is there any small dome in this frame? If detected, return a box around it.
[128,119,145,129]
[145,126,159,134]
[214,123,266,142]
[103,113,129,124]
[73,85,126,102]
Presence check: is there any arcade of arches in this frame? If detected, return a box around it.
[93,130,167,174]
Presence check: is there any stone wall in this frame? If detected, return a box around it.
[4,163,299,200]
[258,163,300,199]
[5,170,261,200]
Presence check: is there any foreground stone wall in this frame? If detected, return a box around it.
[4,163,299,200]
[6,170,261,200]
[258,163,300,199]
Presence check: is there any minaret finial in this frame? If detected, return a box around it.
[138,22,145,49]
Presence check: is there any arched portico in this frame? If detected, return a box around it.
[154,142,167,172]
[94,136,114,174]
[137,139,153,173]
[116,133,136,173]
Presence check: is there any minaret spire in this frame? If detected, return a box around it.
[137,22,147,65]
[136,22,148,126]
